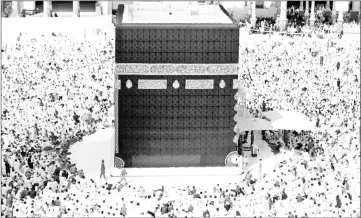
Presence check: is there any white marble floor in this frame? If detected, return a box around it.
[69,128,285,189]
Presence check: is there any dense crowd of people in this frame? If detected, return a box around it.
[1,29,114,217]
[248,5,359,36]
[2,17,360,218]
[240,29,360,217]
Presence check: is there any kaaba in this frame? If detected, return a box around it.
[115,4,240,167]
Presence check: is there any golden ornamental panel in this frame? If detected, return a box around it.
[115,64,239,75]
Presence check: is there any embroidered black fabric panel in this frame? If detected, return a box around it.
[115,25,239,64]
[116,75,237,167]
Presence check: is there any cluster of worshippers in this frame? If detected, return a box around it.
[248,5,358,37]
[250,18,342,37]
[1,20,360,218]
[1,29,114,217]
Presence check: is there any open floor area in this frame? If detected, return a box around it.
[69,128,291,189]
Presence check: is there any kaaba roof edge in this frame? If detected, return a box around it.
[115,4,238,29]
[116,23,239,29]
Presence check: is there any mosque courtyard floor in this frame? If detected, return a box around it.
[69,128,291,189]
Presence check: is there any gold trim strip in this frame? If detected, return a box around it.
[115,64,238,75]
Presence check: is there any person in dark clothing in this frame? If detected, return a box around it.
[20,148,26,157]
[13,187,19,196]
[27,155,34,169]
[54,175,60,184]
[190,186,196,195]
[246,169,253,179]
[293,167,297,178]
[239,187,246,196]
[4,158,11,177]
[43,180,48,188]
[250,131,254,145]
[336,195,342,208]
[336,62,340,71]
[237,137,244,156]
[106,184,113,191]
[296,193,303,203]
[347,192,352,200]
[266,194,273,210]
[73,112,80,125]
[20,188,29,201]
[161,204,168,214]
[54,166,61,177]
[343,179,350,191]
[302,177,306,184]
[29,189,37,199]
[224,202,231,212]
[281,188,288,200]
[337,78,341,90]
[309,146,316,158]
[316,117,320,128]
[100,160,106,179]
[61,170,69,179]
[261,100,267,140]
